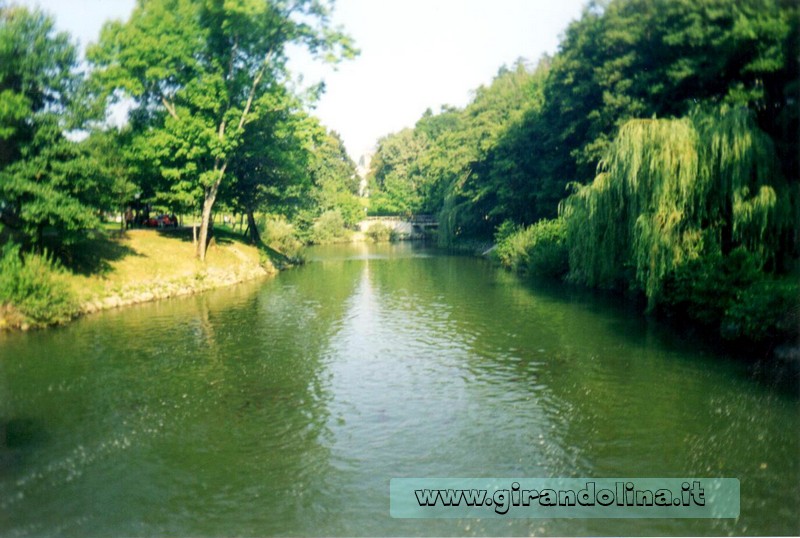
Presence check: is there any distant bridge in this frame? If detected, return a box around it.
[357,214,438,236]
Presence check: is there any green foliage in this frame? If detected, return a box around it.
[0,6,78,132]
[721,276,799,344]
[561,108,792,306]
[224,88,317,244]
[367,59,550,234]
[262,216,303,258]
[662,247,762,326]
[307,209,349,244]
[378,0,798,250]
[436,190,466,247]
[309,129,362,226]
[80,128,139,216]
[364,222,397,242]
[368,174,421,217]
[662,248,799,344]
[0,6,105,247]
[494,218,568,278]
[427,61,551,240]
[444,59,551,235]
[494,220,519,244]
[89,0,358,259]
[368,127,427,216]
[534,0,798,193]
[0,243,78,326]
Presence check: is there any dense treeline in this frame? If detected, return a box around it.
[0,1,360,252]
[368,58,550,231]
[368,0,798,352]
[0,0,361,325]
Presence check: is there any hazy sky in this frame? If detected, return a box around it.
[20,0,587,159]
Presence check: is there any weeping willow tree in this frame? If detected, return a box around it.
[437,191,461,247]
[437,184,491,247]
[560,107,793,308]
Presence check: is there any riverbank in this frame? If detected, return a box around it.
[479,230,799,386]
[0,228,278,331]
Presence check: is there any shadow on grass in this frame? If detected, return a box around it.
[155,226,234,245]
[55,232,142,277]
[156,225,300,266]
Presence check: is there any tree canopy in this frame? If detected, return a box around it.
[0,6,100,247]
[561,107,793,306]
[89,0,357,259]
[369,0,797,249]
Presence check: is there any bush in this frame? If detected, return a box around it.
[263,217,303,257]
[661,247,800,345]
[494,220,519,244]
[0,243,78,326]
[365,222,397,242]
[334,193,365,228]
[308,210,350,244]
[494,218,569,278]
[721,277,799,344]
[291,209,317,244]
[661,248,757,324]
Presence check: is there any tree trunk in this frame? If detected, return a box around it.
[193,50,271,260]
[197,189,218,261]
[196,163,227,261]
[246,210,261,245]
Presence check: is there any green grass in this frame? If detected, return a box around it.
[1,227,279,329]
[67,228,273,304]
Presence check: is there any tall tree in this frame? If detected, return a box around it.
[534,0,797,192]
[308,128,361,226]
[89,0,357,260]
[368,127,427,216]
[432,59,549,241]
[399,0,798,244]
[225,88,315,244]
[561,107,793,306]
[0,5,100,248]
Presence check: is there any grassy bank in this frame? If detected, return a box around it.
[0,228,278,331]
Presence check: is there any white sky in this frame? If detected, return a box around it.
[20,0,587,159]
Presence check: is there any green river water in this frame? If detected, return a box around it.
[0,242,798,536]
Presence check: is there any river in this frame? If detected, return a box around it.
[0,242,798,536]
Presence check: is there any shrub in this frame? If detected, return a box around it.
[365,222,397,242]
[662,247,799,345]
[308,210,350,244]
[494,220,518,244]
[263,217,303,257]
[721,276,799,344]
[291,209,316,244]
[662,248,760,325]
[334,193,365,228]
[494,218,568,278]
[0,243,78,326]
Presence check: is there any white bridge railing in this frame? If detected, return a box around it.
[362,214,437,224]
[357,215,438,234]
